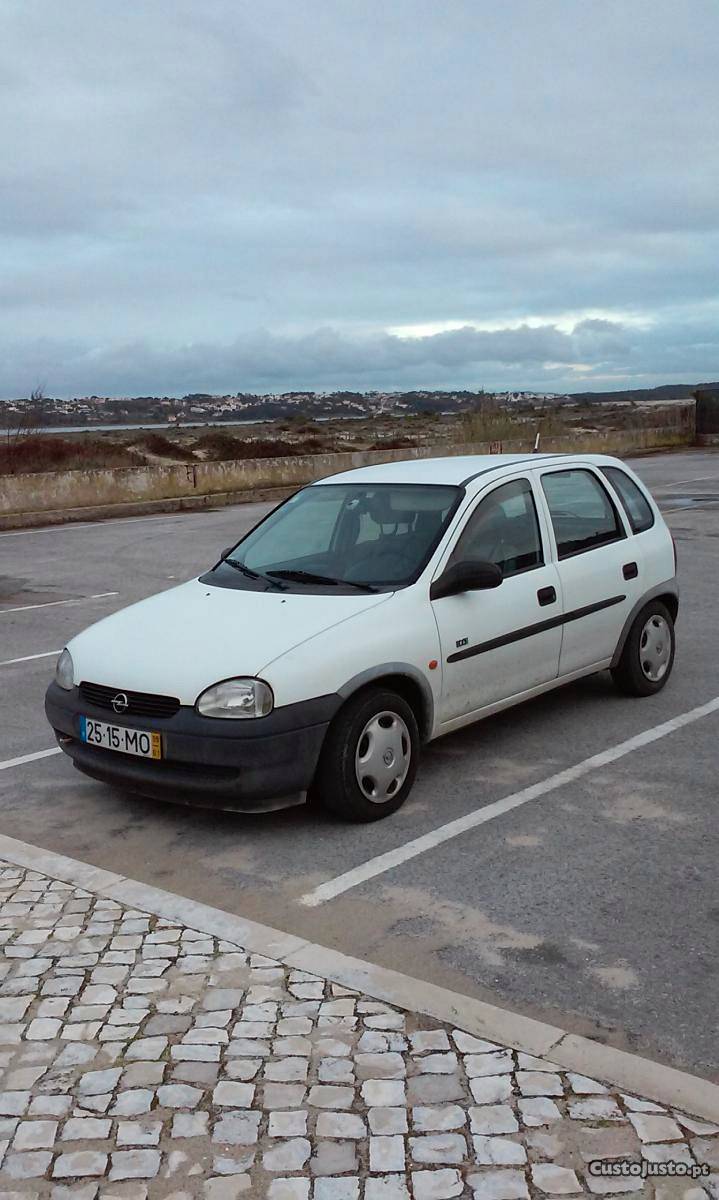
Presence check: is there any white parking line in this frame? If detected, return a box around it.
[659,475,719,490]
[0,747,62,772]
[0,651,60,666]
[299,694,719,907]
[0,592,118,615]
[0,515,187,538]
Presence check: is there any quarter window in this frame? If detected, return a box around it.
[541,469,624,558]
[450,478,544,577]
[600,466,655,533]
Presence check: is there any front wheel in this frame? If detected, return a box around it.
[611,600,675,696]
[314,687,420,821]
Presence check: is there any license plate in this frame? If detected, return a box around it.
[80,716,162,759]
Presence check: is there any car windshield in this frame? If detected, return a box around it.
[213,483,461,591]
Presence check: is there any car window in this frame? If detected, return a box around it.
[224,482,461,590]
[449,478,544,577]
[541,468,624,558]
[600,466,655,533]
[243,489,346,567]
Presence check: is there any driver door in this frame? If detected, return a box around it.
[431,475,563,726]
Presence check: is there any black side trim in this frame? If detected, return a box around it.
[446,594,626,663]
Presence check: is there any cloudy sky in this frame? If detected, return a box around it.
[1,0,717,398]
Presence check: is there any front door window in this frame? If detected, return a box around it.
[448,477,544,578]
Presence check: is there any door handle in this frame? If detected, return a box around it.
[537,586,557,606]
[623,561,638,580]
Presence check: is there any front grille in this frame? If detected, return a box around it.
[79,681,180,719]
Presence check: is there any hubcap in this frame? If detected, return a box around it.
[639,614,671,681]
[355,710,411,803]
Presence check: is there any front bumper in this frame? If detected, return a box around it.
[45,681,341,812]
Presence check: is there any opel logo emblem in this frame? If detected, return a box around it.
[111,692,129,714]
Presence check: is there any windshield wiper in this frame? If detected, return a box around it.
[223,559,260,579]
[266,569,378,592]
[223,559,287,590]
[337,578,379,593]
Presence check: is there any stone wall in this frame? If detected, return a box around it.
[0,417,695,524]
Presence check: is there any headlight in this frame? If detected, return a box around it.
[196,677,274,719]
[55,648,74,691]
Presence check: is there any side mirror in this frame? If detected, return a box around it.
[220,546,233,560]
[430,560,503,600]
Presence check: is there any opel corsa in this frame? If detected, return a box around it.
[46,454,678,821]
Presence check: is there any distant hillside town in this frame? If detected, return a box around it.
[0,382,713,429]
[0,388,560,428]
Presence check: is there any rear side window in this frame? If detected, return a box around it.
[541,469,624,559]
[600,466,655,533]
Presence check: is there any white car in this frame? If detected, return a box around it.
[46,453,678,821]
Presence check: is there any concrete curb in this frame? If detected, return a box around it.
[0,486,292,530]
[0,830,717,1122]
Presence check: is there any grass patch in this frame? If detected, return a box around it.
[190,431,328,459]
[191,432,300,459]
[137,432,195,459]
[0,435,142,475]
[461,406,526,443]
[369,436,417,450]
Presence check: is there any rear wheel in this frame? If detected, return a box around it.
[314,687,420,821]
[611,600,675,696]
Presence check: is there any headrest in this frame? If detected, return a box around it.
[366,492,395,525]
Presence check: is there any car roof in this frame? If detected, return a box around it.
[315,452,620,489]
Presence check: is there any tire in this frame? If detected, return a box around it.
[313,687,420,822]
[611,600,675,697]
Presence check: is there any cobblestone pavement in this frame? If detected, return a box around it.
[0,861,717,1199]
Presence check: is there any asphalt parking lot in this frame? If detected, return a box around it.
[1,448,718,1083]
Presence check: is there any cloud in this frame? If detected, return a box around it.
[2,313,717,397]
[0,0,717,394]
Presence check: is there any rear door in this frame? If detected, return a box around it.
[432,475,563,725]
[537,465,642,675]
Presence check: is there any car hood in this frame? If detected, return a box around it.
[67,578,390,705]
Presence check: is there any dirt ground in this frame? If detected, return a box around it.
[0,402,691,475]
